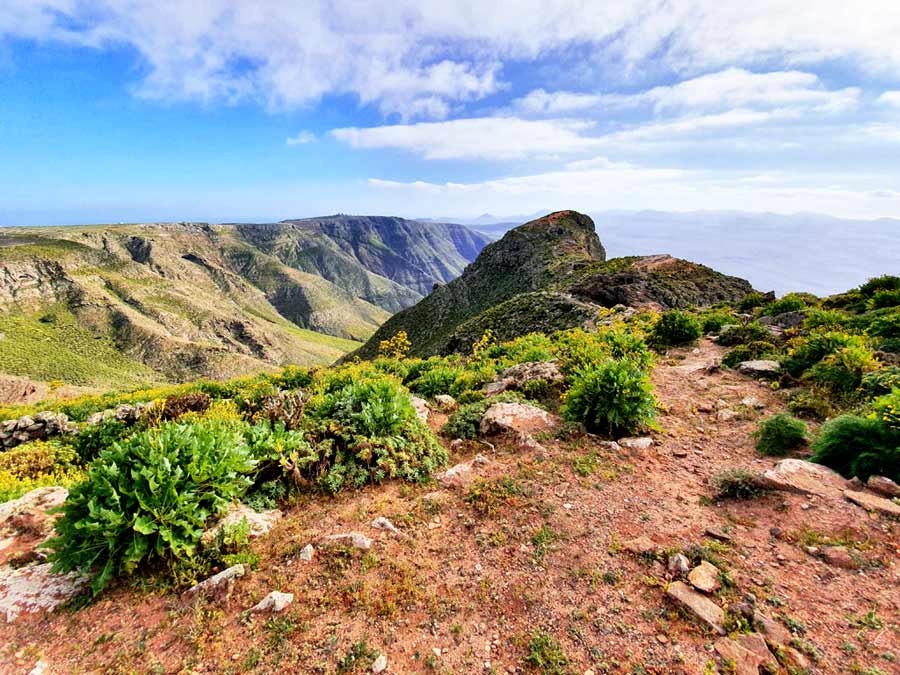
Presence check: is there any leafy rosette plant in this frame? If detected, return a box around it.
[46,420,256,595]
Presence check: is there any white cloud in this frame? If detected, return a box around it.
[861,123,900,143]
[877,91,900,107]
[331,117,605,160]
[286,131,316,146]
[607,68,860,114]
[511,89,604,115]
[2,2,899,117]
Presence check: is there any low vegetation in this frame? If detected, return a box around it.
[753,413,809,456]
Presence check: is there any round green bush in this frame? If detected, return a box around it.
[752,413,809,456]
[562,359,657,436]
[722,340,778,368]
[302,378,447,491]
[651,310,702,348]
[811,414,900,482]
[717,322,771,347]
[860,275,900,298]
[47,420,257,595]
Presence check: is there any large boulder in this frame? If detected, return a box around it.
[479,402,555,437]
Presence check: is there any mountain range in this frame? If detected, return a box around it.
[0,216,489,388]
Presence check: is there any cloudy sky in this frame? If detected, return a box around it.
[2,1,900,225]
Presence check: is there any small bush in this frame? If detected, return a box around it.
[876,337,900,353]
[718,323,772,347]
[869,289,900,310]
[712,468,767,500]
[804,345,878,401]
[524,631,569,675]
[46,420,257,595]
[866,310,900,339]
[738,292,769,311]
[860,275,900,298]
[783,331,866,377]
[753,414,809,456]
[650,310,702,347]
[803,309,848,330]
[860,367,900,399]
[787,388,836,420]
[409,365,464,398]
[810,414,900,482]
[871,388,900,431]
[699,310,736,334]
[562,359,656,436]
[0,440,84,504]
[302,378,447,492]
[758,293,814,317]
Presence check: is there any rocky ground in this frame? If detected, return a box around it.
[0,340,898,674]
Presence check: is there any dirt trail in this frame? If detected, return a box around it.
[1,340,898,674]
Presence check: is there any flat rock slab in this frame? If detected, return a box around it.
[480,402,555,437]
[736,360,781,378]
[322,532,373,550]
[714,636,770,675]
[622,535,659,556]
[688,560,721,593]
[845,489,900,517]
[754,612,792,651]
[435,454,489,487]
[0,563,89,623]
[758,459,850,499]
[666,580,725,634]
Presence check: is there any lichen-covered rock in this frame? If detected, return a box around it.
[201,503,282,547]
[433,394,457,412]
[0,412,74,449]
[866,475,900,498]
[322,532,373,550]
[185,564,246,601]
[844,489,900,517]
[498,361,564,389]
[411,396,430,423]
[479,402,555,437]
[435,454,490,487]
[0,563,89,623]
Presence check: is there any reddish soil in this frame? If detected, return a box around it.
[1,340,898,675]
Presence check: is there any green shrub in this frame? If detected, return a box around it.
[524,631,569,675]
[699,310,736,334]
[871,388,900,431]
[738,292,769,311]
[787,388,836,421]
[758,293,810,317]
[302,378,447,492]
[783,331,867,377]
[409,365,464,398]
[650,310,702,347]
[876,337,900,353]
[803,309,848,330]
[753,414,809,456]
[804,345,878,401]
[869,289,900,310]
[866,310,900,339]
[71,418,132,463]
[554,328,653,374]
[0,440,84,504]
[860,275,900,298]
[810,414,900,482]
[712,468,767,500]
[562,360,656,436]
[46,420,257,595]
[860,368,900,398]
[718,323,772,347]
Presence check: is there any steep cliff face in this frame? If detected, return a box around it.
[0,217,488,386]
[355,211,755,358]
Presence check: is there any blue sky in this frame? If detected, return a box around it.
[2,2,900,226]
